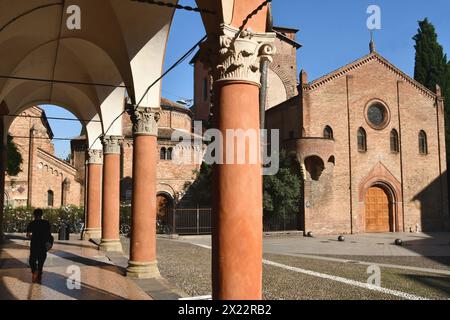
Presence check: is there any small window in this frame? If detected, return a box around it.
[167,148,173,161]
[47,190,54,207]
[390,129,399,153]
[160,147,167,160]
[419,130,428,155]
[324,126,333,139]
[358,127,367,152]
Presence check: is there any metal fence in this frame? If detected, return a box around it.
[263,212,300,232]
[158,207,301,235]
[159,207,212,235]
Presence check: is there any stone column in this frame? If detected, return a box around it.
[99,136,123,252]
[82,149,103,240]
[205,25,276,300]
[126,107,161,278]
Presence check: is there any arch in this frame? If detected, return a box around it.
[364,183,394,232]
[358,162,403,232]
[357,127,367,152]
[327,156,335,165]
[419,130,428,155]
[157,191,175,217]
[390,129,399,153]
[47,190,54,207]
[167,147,173,161]
[160,147,167,160]
[304,156,325,181]
[323,126,333,140]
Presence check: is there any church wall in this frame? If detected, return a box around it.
[300,57,448,234]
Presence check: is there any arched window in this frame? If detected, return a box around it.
[47,190,54,207]
[167,148,173,161]
[323,126,333,139]
[304,156,325,181]
[390,129,399,153]
[357,127,367,152]
[419,130,428,155]
[160,147,167,160]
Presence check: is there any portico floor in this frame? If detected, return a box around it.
[0,235,151,300]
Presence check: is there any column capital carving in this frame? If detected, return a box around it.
[87,149,103,164]
[101,135,123,155]
[199,24,276,86]
[126,105,160,136]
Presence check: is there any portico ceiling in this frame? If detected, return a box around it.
[0,0,183,147]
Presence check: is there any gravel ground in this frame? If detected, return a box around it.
[314,254,450,271]
[154,239,450,300]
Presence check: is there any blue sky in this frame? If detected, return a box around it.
[43,0,450,159]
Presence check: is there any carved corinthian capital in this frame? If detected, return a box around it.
[127,106,160,136]
[101,136,123,155]
[201,24,276,86]
[87,149,103,165]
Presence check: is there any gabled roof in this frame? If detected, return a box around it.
[304,52,439,101]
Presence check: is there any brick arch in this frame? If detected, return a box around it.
[269,64,291,98]
[358,162,404,232]
[157,183,176,199]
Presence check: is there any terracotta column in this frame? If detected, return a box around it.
[82,149,103,240]
[207,25,276,300]
[126,107,160,278]
[99,136,123,252]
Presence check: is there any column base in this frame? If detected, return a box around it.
[99,239,123,252]
[82,228,102,240]
[126,261,161,279]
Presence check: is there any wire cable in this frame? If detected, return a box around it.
[130,0,216,15]
[88,35,207,150]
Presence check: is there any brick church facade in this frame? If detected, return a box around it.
[194,28,449,234]
[266,43,449,234]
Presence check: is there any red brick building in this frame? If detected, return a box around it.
[266,44,449,234]
[5,100,202,211]
[5,107,82,208]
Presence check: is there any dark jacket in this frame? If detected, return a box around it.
[27,219,51,253]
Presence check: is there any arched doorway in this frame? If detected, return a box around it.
[365,184,394,233]
[157,192,174,219]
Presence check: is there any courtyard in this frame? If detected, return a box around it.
[1,232,449,300]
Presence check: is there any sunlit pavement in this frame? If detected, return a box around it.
[156,233,450,300]
[0,235,151,300]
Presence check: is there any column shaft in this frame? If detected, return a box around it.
[213,83,263,300]
[99,137,122,252]
[83,151,103,240]
[127,107,160,278]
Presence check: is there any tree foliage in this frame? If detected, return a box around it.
[6,135,23,176]
[263,150,303,218]
[184,150,303,219]
[413,18,450,159]
[413,18,448,93]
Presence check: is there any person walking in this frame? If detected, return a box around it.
[26,209,52,284]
